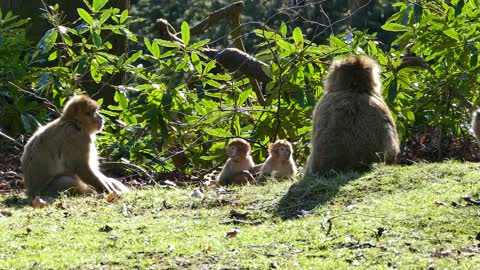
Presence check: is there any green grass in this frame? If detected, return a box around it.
[1,161,480,269]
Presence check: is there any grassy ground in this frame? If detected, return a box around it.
[1,161,479,269]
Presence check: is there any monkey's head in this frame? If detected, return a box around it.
[62,95,104,135]
[227,138,251,162]
[269,139,293,160]
[325,55,381,95]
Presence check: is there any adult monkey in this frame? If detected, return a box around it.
[21,95,130,196]
[305,55,400,175]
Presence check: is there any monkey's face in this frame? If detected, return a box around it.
[271,144,291,160]
[228,144,249,161]
[79,109,104,134]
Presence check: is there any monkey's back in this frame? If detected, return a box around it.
[306,91,399,175]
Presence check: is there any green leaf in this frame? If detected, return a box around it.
[280,22,287,38]
[443,28,459,40]
[120,9,128,23]
[90,59,102,83]
[237,89,252,105]
[154,38,180,48]
[401,4,413,25]
[93,31,103,47]
[413,4,423,22]
[181,21,190,46]
[114,91,128,109]
[77,8,94,26]
[407,111,415,121]
[206,128,232,137]
[455,0,464,17]
[292,27,304,49]
[151,42,160,59]
[125,50,143,65]
[99,9,112,26]
[93,0,109,12]
[38,28,58,54]
[203,60,216,74]
[191,52,202,73]
[387,78,398,103]
[382,23,410,32]
[48,51,58,61]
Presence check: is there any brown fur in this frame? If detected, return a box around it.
[305,55,400,175]
[216,138,255,186]
[258,139,297,181]
[21,95,130,196]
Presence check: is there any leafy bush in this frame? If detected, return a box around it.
[381,0,480,138]
[0,10,35,134]
[3,0,480,175]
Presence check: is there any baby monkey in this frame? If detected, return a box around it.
[258,139,297,182]
[216,138,256,186]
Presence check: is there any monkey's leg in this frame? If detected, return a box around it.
[106,178,130,193]
[44,175,96,196]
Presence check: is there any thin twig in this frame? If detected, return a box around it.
[101,161,156,184]
[0,131,23,147]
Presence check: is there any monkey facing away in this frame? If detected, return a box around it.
[216,138,256,186]
[258,139,297,182]
[21,95,130,196]
[305,55,400,175]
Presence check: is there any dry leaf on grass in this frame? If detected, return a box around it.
[106,191,117,202]
[202,244,212,253]
[225,228,240,238]
[32,196,48,208]
[434,201,446,206]
[55,202,68,209]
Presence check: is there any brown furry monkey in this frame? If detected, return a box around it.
[258,139,297,182]
[305,55,400,175]
[216,138,256,186]
[21,95,129,196]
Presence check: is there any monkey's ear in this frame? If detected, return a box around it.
[268,143,274,152]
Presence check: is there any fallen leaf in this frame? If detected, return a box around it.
[225,228,240,238]
[434,201,446,206]
[202,244,212,253]
[106,191,117,202]
[55,202,68,209]
[32,196,48,208]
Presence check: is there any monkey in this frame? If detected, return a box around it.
[216,138,256,186]
[258,139,297,182]
[21,95,130,197]
[305,55,400,175]
[471,110,480,142]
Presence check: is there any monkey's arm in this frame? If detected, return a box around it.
[216,160,232,186]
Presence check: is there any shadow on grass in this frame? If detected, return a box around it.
[275,170,367,219]
[1,192,33,208]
